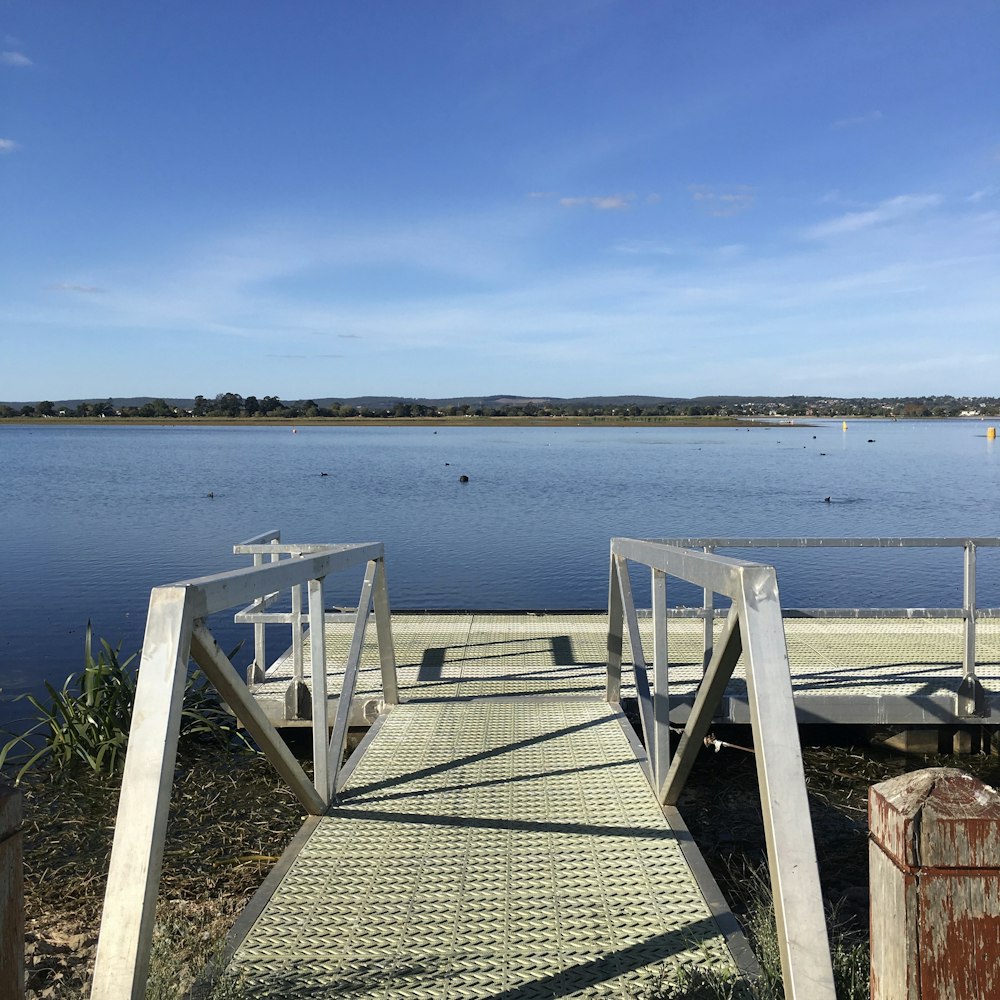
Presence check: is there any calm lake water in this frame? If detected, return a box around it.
[2,420,999,728]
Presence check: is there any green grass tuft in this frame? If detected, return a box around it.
[1,623,249,782]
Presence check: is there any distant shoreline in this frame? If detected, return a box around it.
[0,414,819,429]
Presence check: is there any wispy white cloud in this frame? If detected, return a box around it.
[831,110,882,129]
[0,138,21,154]
[265,353,345,360]
[559,194,633,210]
[612,239,675,255]
[689,185,754,217]
[1,50,32,67]
[532,190,661,210]
[5,196,1000,397]
[48,282,105,294]
[804,194,942,239]
[967,186,997,203]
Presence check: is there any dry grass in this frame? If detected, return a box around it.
[12,724,999,998]
[16,748,305,998]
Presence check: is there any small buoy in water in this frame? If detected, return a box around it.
[292,428,297,433]
[813,435,817,439]
[842,421,848,431]
[458,474,469,483]
[824,496,831,503]
[988,427,997,440]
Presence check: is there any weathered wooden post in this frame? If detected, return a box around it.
[869,767,1000,999]
[0,782,25,1000]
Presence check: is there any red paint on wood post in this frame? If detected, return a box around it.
[869,767,1000,1000]
[0,782,25,1000]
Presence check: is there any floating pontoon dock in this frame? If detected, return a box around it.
[252,610,1000,730]
[90,535,1000,999]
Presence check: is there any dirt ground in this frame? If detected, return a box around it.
[11,723,1000,997]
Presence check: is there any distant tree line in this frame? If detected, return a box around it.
[3,392,1000,420]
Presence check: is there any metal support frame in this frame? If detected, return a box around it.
[654,536,999,713]
[606,537,836,1000]
[90,543,398,1000]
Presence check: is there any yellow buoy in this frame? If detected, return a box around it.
[988,426,997,440]
[842,420,848,431]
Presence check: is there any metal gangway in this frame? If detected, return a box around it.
[89,535,838,999]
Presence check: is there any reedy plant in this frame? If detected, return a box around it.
[646,866,869,1000]
[0,622,248,782]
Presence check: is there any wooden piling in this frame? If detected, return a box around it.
[869,767,1000,999]
[0,782,25,1000]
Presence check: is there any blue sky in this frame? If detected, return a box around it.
[1,1,998,401]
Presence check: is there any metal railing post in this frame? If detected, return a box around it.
[291,575,304,693]
[249,550,266,684]
[606,552,624,703]
[958,540,986,716]
[373,558,399,705]
[307,576,330,801]
[702,545,714,673]
[651,568,670,793]
[90,587,195,1000]
[737,567,835,999]
[964,539,977,674]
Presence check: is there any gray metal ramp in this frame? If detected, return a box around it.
[229,699,740,998]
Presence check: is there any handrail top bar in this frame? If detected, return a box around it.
[611,538,774,600]
[234,528,282,548]
[612,537,769,569]
[155,542,384,617]
[234,542,367,555]
[650,536,1000,549]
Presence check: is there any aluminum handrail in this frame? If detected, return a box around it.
[231,536,387,716]
[655,536,995,716]
[607,537,836,1000]
[652,536,1000,548]
[90,543,398,1000]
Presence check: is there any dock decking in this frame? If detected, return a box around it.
[250,611,1000,729]
[91,536,1000,998]
[227,697,746,998]
[223,608,999,997]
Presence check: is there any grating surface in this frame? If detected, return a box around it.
[231,700,735,998]
[252,613,1000,723]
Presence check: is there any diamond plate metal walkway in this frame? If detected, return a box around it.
[228,627,749,998]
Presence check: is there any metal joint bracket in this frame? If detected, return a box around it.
[956,674,988,718]
[284,679,311,720]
